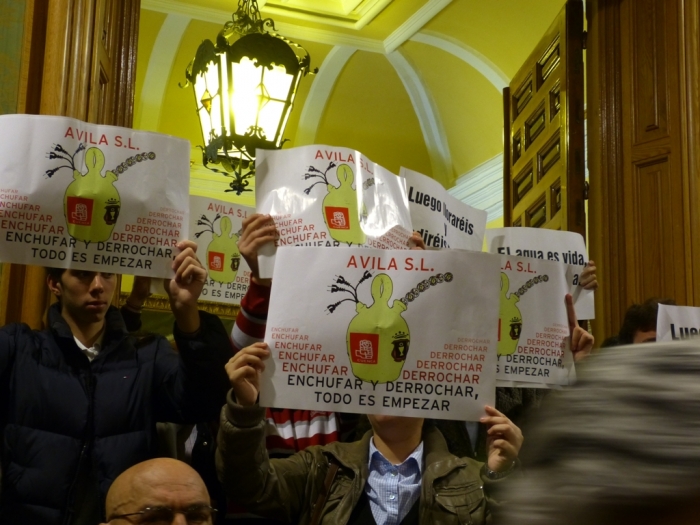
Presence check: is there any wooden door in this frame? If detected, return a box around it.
[0,0,140,328]
[503,0,586,236]
[587,0,700,338]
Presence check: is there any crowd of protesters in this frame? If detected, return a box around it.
[0,213,697,525]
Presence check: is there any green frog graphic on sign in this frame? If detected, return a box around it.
[305,161,366,245]
[498,271,550,356]
[328,270,453,385]
[46,142,156,243]
[196,213,241,284]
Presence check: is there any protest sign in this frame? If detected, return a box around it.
[486,227,594,319]
[0,115,189,278]
[190,195,253,305]
[255,145,413,278]
[400,167,486,251]
[496,255,574,388]
[260,247,500,421]
[657,304,700,342]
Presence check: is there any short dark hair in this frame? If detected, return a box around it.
[46,267,66,283]
[617,297,676,345]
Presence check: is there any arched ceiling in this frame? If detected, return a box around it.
[134,0,568,196]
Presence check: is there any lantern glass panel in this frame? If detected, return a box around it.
[231,57,264,137]
[194,59,223,144]
[258,64,295,145]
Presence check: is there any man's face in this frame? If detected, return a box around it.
[633,329,657,344]
[48,270,116,325]
[107,468,212,524]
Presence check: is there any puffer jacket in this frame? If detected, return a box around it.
[0,303,232,525]
[217,393,509,525]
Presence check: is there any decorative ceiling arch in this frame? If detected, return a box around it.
[137,13,191,131]
[410,30,509,92]
[386,49,452,185]
[295,46,356,146]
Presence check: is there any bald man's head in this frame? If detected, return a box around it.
[102,458,212,524]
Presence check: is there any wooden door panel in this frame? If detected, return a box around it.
[631,0,669,144]
[504,0,585,237]
[588,0,700,338]
[0,0,140,328]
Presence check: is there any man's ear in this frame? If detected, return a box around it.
[46,274,62,298]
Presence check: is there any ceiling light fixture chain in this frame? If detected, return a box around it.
[222,0,276,40]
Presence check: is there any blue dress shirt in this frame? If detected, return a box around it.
[366,438,423,525]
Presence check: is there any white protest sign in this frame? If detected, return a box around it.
[496,255,574,388]
[400,167,486,251]
[260,247,500,421]
[256,145,413,278]
[0,115,189,278]
[190,195,253,305]
[486,227,594,319]
[657,304,700,342]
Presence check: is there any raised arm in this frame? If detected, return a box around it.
[217,343,316,522]
[566,293,594,363]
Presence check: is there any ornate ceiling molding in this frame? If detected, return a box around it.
[383,0,453,53]
[387,49,452,186]
[448,153,504,222]
[141,0,452,54]
[296,46,357,145]
[259,0,393,30]
[411,31,509,91]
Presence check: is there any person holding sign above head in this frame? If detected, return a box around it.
[0,240,233,525]
[217,341,523,525]
[224,213,344,524]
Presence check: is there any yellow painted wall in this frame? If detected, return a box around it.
[425,0,567,79]
[133,10,167,130]
[403,40,503,184]
[316,51,432,176]
[275,39,334,148]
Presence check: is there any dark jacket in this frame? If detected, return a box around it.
[217,393,510,525]
[0,304,232,525]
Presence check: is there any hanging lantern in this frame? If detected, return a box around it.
[184,0,314,194]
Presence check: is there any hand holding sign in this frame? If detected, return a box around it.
[238,214,276,287]
[166,239,207,333]
[579,260,598,290]
[408,231,426,250]
[226,342,270,406]
[481,405,523,472]
[566,293,594,363]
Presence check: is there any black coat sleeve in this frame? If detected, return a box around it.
[152,311,233,423]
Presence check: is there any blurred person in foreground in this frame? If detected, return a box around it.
[500,340,700,525]
[101,458,216,524]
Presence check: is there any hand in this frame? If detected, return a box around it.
[408,231,426,250]
[226,343,270,406]
[481,406,523,472]
[566,293,594,363]
[126,276,152,310]
[579,260,598,290]
[238,214,277,286]
[165,240,207,333]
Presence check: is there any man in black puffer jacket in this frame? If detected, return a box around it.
[0,240,232,525]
